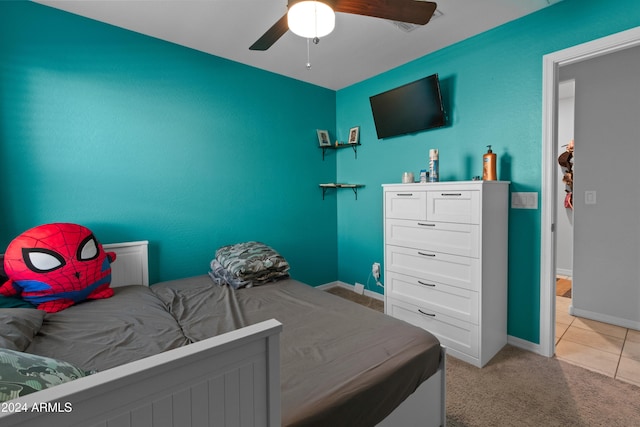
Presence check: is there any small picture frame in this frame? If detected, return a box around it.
[348,126,360,144]
[317,129,331,147]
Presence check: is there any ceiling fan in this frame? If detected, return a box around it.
[249,0,438,51]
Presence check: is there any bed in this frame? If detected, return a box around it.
[1,240,445,427]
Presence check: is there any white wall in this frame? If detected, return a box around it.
[556,81,575,277]
[560,45,640,329]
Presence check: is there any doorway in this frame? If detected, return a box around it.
[555,79,575,300]
[540,26,640,358]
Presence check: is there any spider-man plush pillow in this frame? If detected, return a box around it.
[0,223,116,313]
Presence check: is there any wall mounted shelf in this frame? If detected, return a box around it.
[319,183,364,200]
[320,143,360,160]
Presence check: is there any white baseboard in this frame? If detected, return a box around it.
[570,306,640,330]
[318,280,384,301]
[507,334,542,355]
[315,281,341,291]
[556,268,573,278]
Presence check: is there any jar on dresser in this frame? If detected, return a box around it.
[382,181,509,367]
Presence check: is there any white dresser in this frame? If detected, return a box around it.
[382,181,509,367]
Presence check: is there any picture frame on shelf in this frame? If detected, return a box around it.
[317,129,331,147]
[348,126,360,144]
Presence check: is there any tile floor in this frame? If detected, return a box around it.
[555,279,640,387]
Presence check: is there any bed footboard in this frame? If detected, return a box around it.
[0,319,282,427]
[377,346,446,427]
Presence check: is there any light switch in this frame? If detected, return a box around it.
[585,190,597,205]
[511,192,538,209]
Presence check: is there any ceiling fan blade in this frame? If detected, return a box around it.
[249,13,289,51]
[332,0,437,25]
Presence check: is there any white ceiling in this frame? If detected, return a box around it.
[35,0,559,90]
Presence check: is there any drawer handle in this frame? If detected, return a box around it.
[441,193,462,196]
[417,222,436,227]
[396,193,413,196]
[418,280,436,287]
[418,309,436,317]
[418,251,436,257]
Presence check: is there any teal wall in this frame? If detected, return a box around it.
[0,2,337,285]
[1,0,639,346]
[335,0,640,343]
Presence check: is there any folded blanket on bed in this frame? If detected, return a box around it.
[209,241,290,289]
[208,259,253,289]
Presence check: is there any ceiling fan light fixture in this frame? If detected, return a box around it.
[288,1,335,39]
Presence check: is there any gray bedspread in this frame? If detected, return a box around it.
[151,276,441,427]
[11,277,441,426]
[24,286,190,372]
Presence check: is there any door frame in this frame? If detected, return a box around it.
[539,26,640,357]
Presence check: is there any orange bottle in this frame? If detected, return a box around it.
[482,145,497,181]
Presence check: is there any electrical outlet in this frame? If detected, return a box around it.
[372,262,381,280]
[585,190,597,205]
[354,282,365,295]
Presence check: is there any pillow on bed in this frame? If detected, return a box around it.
[0,309,45,351]
[213,241,290,288]
[0,349,89,402]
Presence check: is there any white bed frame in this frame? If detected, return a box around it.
[1,240,445,427]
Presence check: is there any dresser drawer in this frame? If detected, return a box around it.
[385,219,479,258]
[385,191,427,220]
[386,245,480,291]
[386,271,479,324]
[426,190,479,224]
[386,297,479,359]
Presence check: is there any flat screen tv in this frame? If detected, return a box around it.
[369,73,445,139]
